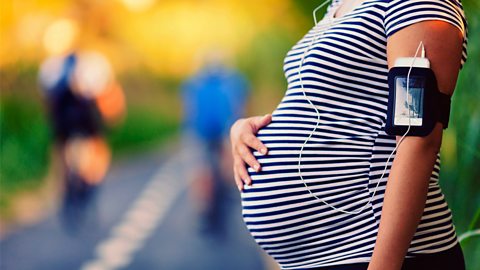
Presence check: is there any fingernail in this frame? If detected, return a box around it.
[254,164,260,171]
[261,148,267,154]
[237,184,242,191]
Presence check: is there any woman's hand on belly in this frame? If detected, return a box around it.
[230,114,272,191]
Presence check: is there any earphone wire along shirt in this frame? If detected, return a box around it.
[240,0,468,269]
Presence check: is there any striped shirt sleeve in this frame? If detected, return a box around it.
[384,0,468,67]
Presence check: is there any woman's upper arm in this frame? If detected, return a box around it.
[384,0,467,95]
[386,20,464,95]
[386,17,464,148]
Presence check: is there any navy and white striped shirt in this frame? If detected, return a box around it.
[241,0,468,268]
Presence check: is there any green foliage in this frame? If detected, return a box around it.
[443,4,480,268]
[0,95,51,217]
[107,107,179,155]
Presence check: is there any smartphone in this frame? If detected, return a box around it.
[393,75,425,126]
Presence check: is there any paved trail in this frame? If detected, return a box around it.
[0,141,268,270]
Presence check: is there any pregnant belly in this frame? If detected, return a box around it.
[239,113,381,266]
[242,112,378,201]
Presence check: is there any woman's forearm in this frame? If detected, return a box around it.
[368,123,443,270]
[375,18,463,269]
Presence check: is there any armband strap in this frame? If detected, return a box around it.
[437,91,452,129]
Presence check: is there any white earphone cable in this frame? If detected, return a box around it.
[297,0,425,215]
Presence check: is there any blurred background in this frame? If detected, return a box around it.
[0,0,479,269]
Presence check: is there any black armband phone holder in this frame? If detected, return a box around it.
[385,64,452,137]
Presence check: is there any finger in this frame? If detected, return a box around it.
[243,134,268,155]
[234,159,252,186]
[230,118,243,140]
[252,113,272,131]
[233,166,244,192]
[237,144,261,171]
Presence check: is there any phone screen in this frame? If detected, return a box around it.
[393,76,425,126]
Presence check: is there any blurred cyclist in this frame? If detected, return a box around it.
[181,50,249,234]
[39,51,125,231]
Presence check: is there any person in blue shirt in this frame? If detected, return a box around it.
[181,53,249,233]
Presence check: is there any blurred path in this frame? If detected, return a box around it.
[0,140,267,270]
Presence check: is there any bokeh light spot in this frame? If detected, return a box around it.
[121,0,155,12]
[43,18,78,56]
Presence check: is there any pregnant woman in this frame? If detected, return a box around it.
[230,0,468,269]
